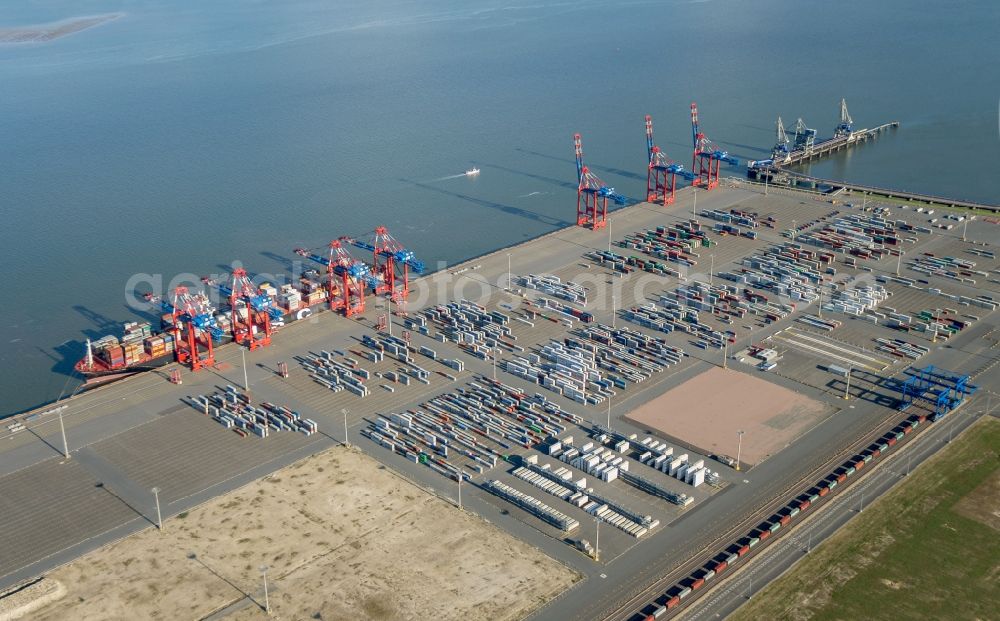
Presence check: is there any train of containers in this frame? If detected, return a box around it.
[363,377,585,477]
[634,410,944,619]
[187,386,317,438]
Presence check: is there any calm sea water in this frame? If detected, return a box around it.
[1,0,998,415]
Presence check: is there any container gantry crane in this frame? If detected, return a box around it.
[574,132,625,230]
[166,286,220,370]
[350,226,425,301]
[645,114,694,206]
[223,268,281,349]
[296,239,381,317]
[834,98,854,138]
[690,102,739,190]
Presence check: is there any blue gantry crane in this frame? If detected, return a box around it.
[897,365,978,419]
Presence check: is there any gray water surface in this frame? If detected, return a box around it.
[1,0,998,415]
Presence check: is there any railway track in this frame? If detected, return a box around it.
[599,398,928,621]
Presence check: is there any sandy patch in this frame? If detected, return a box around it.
[29,447,578,621]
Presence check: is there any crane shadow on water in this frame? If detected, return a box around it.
[400,178,575,229]
[513,148,646,182]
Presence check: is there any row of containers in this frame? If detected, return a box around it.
[300,332,448,398]
[421,300,520,363]
[544,427,705,502]
[514,274,587,304]
[185,385,318,438]
[792,213,926,258]
[907,254,992,287]
[624,282,782,351]
[362,376,586,479]
[600,220,714,277]
[700,208,760,239]
[504,325,685,405]
[881,307,981,336]
[634,410,942,620]
[513,456,659,539]
[480,423,715,537]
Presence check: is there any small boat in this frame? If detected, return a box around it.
[465,168,480,176]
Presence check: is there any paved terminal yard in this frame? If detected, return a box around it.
[1,182,998,620]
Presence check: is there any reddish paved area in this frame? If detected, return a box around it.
[626,367,829,466]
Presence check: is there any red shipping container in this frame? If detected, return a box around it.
[759,530,772,541]
[738,545,750,557]
[691,578,705,591]
[779,515,791,526]
[837,473,848,484]
[666,596,681,609]
[799,500,811,511]
[716,561,728,573]
[818,487,829,497]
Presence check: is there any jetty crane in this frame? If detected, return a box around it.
[574,132,625,230]
[350,226,425,301]
[690,102,739,190]
[793,118,816,150]
[296,239,381,317]
[645,114,694,206]
[771,116,790,162]
[834,98,854,138]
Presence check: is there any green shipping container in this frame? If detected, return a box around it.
[748,537,760,548]
[769,522,781,533]
[846,466,856,476]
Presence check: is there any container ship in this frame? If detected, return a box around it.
[74,279,330,383]
[73,228,423,385]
